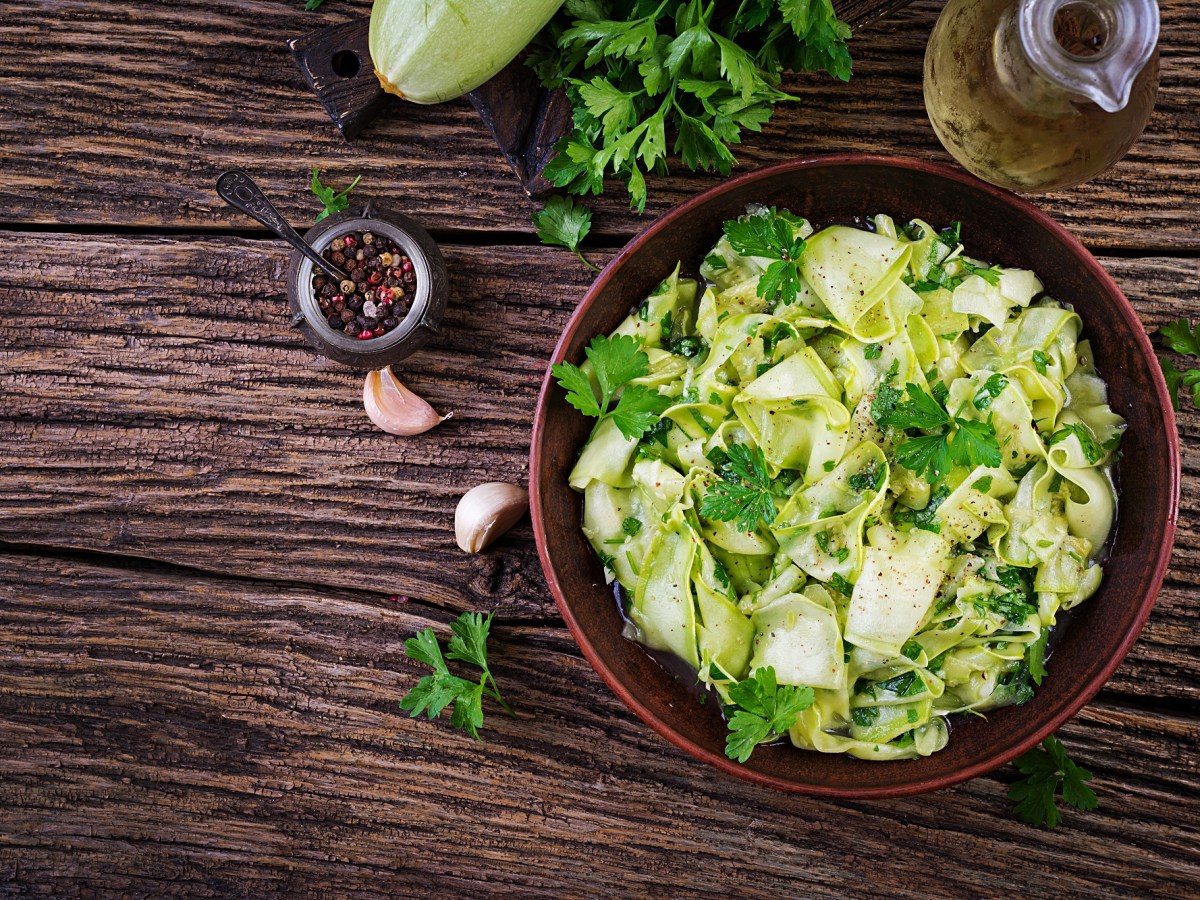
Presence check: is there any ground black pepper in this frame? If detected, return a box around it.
[312,229,417,341]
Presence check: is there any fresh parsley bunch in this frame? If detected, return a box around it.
[529,0,852,213]
[551,333,672,440]
[400,612,514,739]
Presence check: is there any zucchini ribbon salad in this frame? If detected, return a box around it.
[554,208,1124,762]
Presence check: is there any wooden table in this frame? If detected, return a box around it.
[1,1,1197,895]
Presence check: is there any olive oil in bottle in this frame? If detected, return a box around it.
[924,0,1160,192]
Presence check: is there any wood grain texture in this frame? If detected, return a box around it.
[2,235,1198,626]
[0,1,1197,249]
[0,553,1196,898]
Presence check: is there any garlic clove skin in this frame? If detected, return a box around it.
[455,482,529,554]
[363,366,449,436]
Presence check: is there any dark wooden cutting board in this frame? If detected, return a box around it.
[289,1,915,197]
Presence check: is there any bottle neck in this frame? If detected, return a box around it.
[997,0,1159,114]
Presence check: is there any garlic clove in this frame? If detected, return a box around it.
[363,366,449,436]
[455,482,529,554]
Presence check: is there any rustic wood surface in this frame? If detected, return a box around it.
[0,0,1198,896]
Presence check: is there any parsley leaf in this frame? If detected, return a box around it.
[622,516,642,536]
[1046,423,1104,464]
[1032,350,1051,375]
[723,208,808,306]
[1009,735,1098,828]
[700,442,781,533]
[973,373,1009,411]
[400,612,515,739]
[1028,629,1049,686]
[724,666,815,763]
[893,485,950,534]
[1156,319,1200,410]
[310,168,361,222]
[864,342,882,359]
[552,334,669,440]
[875,376,1001,480]
[304,0,327,9]
[1159,318,1200,356]
[534,195,599,270]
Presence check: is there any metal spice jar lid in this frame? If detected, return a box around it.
[286,201,448,368]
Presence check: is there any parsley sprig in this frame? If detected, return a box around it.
[532,195,599,270]
[529,0,851,214]
[722,208,808,306]
[699,442,785,533]
[310,168,361,222]
[400,612,515,739]
[1009,735,1098,828]
[871,364,1001,482]
[724,666,815,762]
[552,334,671,440]
[1156,318,1200,410]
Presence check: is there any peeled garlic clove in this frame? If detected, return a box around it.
[455,482,529,554]
[363,367,449,436]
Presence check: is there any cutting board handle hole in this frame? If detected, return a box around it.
[331,49,361,79]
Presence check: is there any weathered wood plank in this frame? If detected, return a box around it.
[0,1,1196,249]
[2,234,1199,641]
[0,554,1196,897]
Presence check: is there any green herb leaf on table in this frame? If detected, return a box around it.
[304,0,327,10]
[724,666,815,763]
[551,334,669,440]
[533,195,599,270]
[310,168,361,223]
[700,442,782,533]
[1009,735,1098,828]
[1156,318,1200,410]
[399,612,514,739]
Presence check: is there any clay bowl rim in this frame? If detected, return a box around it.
[529,153,1179,798]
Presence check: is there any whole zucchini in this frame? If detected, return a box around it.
[370,0,564,104]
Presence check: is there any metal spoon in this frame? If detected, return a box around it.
[216,170,348,283]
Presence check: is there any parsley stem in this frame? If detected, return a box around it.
[483,672,516,717]
[576,249,600,272]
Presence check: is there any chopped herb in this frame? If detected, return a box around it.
[822,460,836,472]
[906,708,920,724]
[621,517,642,537]
[756,361,776,378]
[893,485,950,534]
[875,671,926,698]
[760,322,797,356]
[938,221,962,247]
[864,342,883,359]
[704,253,727,270]
[851,706,879,727]
[848,464,884,493]
[1047,423,1103,464]
[973,373,1009,411]
[1028,630,1049,685]
[1032,350,1051,375]
[828,573,854,595]
[901,639,923,661]
[973,475,994,493]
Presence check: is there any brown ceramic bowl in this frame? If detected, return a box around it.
[529,156,1179,797]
